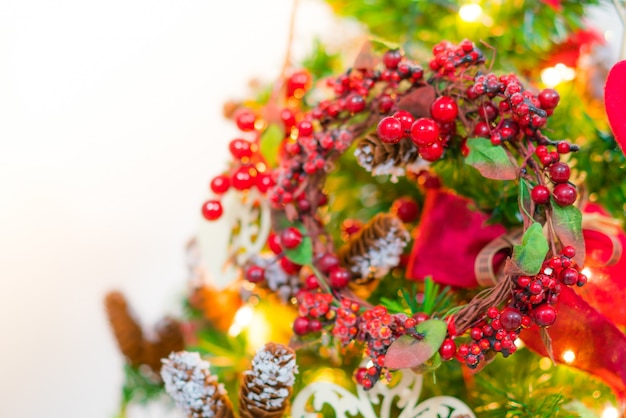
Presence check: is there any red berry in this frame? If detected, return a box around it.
[379,95,394,113]
[557,141,571,154]
[354,367,368,384]
[280,256,301,275]
[549,162,570,183]
[229,138,253,160]
[473,121,490,138]
[235,110,256,131]
[297,120,313,137]
[538,88,560,109]
[410,118,440,146]
[559,267,578,286]
[533,304,556,327]
[500,308,522,331]
[377,117,404,144]
[439,338,457,360]
[210,175,230,194]
[201,200,223,221]
[419,141,444,161]
[562,246,576,259]
[478,101,498,122]
[281,226,303,249]
[286,70,311,97]
[393,110,415,132]
[487,307,499,319]
[255,172,274,193]
[245,265,265,283]
[430,96,458,123]
[392,197,420,223]
[329,267,350,289]
[552,183,577,206]
[383,49,402,69]
[346,94,366,113]
[305,274,319,290]
[232,165,256,190]
[317,253,340,274]
[531,185,550,204]
[268,233,282,254]
[280,108,296,131]
[308,319,322,333]
[293,316,310,335]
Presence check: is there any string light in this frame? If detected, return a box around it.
[228,305,253,336]
[582,267,593,281]
[541,63,576,88]
[562,349,576,364]
[601,405,619,418]
[459,4,483,22]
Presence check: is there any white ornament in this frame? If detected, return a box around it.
[198,188,271,288]
[291,366,474,418]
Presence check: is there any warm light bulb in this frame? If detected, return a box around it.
[602,406,619,418]
[228,305,253,336]
[562,349,576,363]
[459,4,483,22]
[541,63,576,88]
[582,267,592,281]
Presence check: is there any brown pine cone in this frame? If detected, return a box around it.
[161,351,235,418]
[141,317,185,373]
[338,213,410,283]
[239,343,298,418]
[354,134,423,178]
[104,291,144,366]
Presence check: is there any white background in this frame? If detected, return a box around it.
[0,1,622,417]
[0,1,354,417]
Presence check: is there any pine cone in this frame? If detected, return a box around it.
[161,351,235,418]
[142,317,185,373]
[338,213,410,282]
[239,343,298,418]
[104,291,144,366]
[354,134,423,178]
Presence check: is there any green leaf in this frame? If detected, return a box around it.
[259,124,284,168]
[465,138,518,180]
[411,352,442,374]
[384,319,447,370]
[512,222,549,275]
[283,223,313,265]
[519,179,533,220]
[551,202,585,266]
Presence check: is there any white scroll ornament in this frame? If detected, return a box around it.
[291,366,474,418]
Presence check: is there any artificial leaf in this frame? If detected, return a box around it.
[465,138,518,180]
[511,222,549,275]
[283,222,313,265]
[396,85,435,118]
[353,41,378,71]
[411,352,442,374]
[518,179,533,221]
[551,201,585,266]
[260,123,284,168]
[384,319,447,370]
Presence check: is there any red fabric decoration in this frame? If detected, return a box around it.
[406,189,506,287]
[522,286,626,399]
[605,60,626,153]
[577,204,626,326]
[544,28,604,68]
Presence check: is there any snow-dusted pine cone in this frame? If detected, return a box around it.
[104,291,144,366]
[338,213,410,282]
[354,134,424,178]
[161,351,234,418]
[239,343,298,418]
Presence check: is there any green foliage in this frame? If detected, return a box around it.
[259,124,284,168]
[551,200,585,263]
[117,364,165,417]
[512,222,549,275]
[284,222,314,265]
[324,0,598,72]
[301,38,343,80]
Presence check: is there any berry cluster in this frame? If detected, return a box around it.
[448,246,586,370]
[293,291,334,335]
[429,40,485,76]
[531,148,578,207]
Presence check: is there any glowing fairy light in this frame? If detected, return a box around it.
[582,267,593,281]
[562,349,576,364]
[601,405,619,418]
[459,4,483,22]
[228,305,253,336]
[541,63,576,88]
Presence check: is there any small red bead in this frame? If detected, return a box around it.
[533,304,557,327]
[430,96,458,123]
[229,138,253,160]
[267,233,282,254]
[410,118,440,146]
[500,308,522,330]
[473,121,490,138]
[383,49,403,69]
[393,110,415,132]
[549,162,571,183]
[297,120,314,137]
[346,94,366,113]
[305,274,319,290]
[210,175,231,194]
[245,265,265,283]
[538,88,560,109]
[562,246,576,259]
[439,338,457,360]
[552,183,577,206]
[377,116,404,144]
[280,257,302,275]
[201,200,223,221]
[329,267,351,289]
[531,185,550,204]
[391,197,420,223]
[232,165,256,190]
[281,226,303,249]
[419,141,444,161]
[317,253,340,274]
[293,316,310,335]
[235,110,256,131]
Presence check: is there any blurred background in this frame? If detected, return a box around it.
[0,1,623,417]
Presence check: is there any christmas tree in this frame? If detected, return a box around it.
[105,1,626,416]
